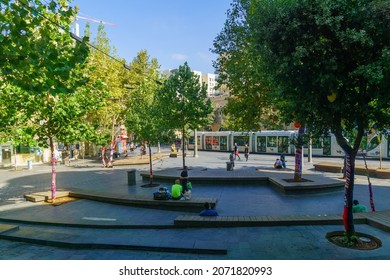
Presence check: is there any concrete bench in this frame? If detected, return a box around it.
[313,162,390,178]
[174,214,367,228]
[313,162,343,173]
[68,191,217,212]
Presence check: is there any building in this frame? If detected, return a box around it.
[162,69,225,98]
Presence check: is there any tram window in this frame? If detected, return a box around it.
[304,138,323,149]
[388,137,390,157]
[205,136,213,150]
[267,136,277,148]
[257,136,266,153]
[212,136,219,145]
[189,137,195,145]
[278,136,289,153]
[220,136,227,151]
[233,135,249,147]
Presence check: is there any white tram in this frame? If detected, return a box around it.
[188,130,389,158]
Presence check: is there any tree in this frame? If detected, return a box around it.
[83,22,129,165]
[249,0,390,241]
[212,0,282,131]
[157,62,213,168]
[1,0,106,201]
[124,50,169,185]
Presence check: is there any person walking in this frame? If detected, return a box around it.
[234,143,241,160]
[244,144,249,161]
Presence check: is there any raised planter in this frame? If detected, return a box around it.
[375,168,390,179]
[326,231,382,250]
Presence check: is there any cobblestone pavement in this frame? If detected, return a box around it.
[0,150,389,260]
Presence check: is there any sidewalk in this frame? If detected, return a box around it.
[0,151,389,260]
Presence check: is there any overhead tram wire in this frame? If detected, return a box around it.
[17,0,131,71]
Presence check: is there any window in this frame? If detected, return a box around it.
[257,136,266,152]
[267,136,277,148]
[220,136,227,151]
[205,136,213,150]
[233,135,249,147]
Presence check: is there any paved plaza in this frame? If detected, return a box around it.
[0,150,389,260]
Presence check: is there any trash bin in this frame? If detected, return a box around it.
[226,161,234,171]
[127,169,137,185]
[27,160,33,170]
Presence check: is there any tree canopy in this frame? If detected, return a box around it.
[0,0,107,200]
[157,62,213,167]
[215,0,390,240]
[124,50,168,145]
[212,0,282,131]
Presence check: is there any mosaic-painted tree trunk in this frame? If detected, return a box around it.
[342,153,356,237]
[101,147,107,167]
[294,125,305,181]
[108,141,115,167]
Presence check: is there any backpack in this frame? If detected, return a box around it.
[153,192,170,200]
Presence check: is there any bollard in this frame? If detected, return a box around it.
[27,160,33,170]
[127,169,137,185]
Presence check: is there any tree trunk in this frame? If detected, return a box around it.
[343,152,356,237]
[294,125,305,181]
[182,127,186,169]
[49,136,57,203]
[149,144,153,185]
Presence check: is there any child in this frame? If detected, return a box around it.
[183,182,192,200]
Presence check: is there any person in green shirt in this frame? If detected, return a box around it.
[352,200,368,213]
[171,179,182,200]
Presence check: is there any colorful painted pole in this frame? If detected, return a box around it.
[108,141,115,167]
[101,147,106,168]
[294,124,305,181]
[342,153,356,236]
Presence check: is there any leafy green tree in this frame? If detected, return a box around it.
[1,0,106,201]
[157,62,213,168]
[249,0,390,241]
[124,50,169,184]
[212,0,282,131]
[84,22,128,152]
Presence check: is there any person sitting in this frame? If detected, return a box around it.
[352,199,368,213]
[171,179,182,200]
[280,152,286,168]
[180,166,189,194]
[153,187,171,200]
[199,202,218,216]
[171,143,176,153]
[229,152,235,167]
[182,182,192,200]
[274,158,283,169]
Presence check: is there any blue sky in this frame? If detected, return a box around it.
[70,0,233,74]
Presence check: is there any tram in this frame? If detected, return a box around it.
[188,130,389,158]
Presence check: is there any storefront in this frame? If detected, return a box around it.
[0,144,12,167]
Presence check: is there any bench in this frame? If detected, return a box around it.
[68,191,217,212]
[313,162,390,178]
[174,214,367,228]
[313,162,343,173]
